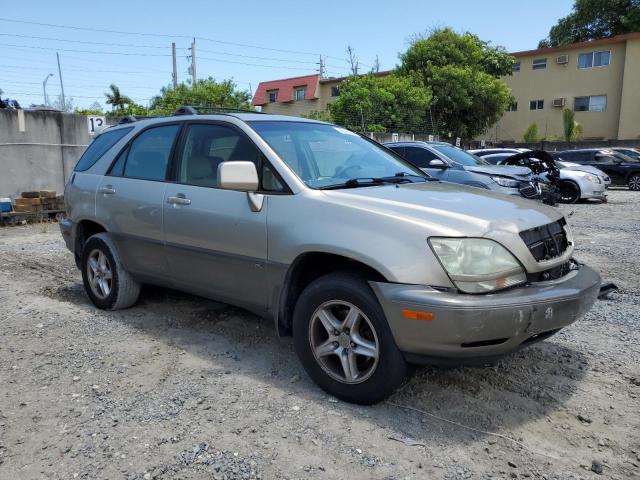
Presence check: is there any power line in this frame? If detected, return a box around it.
[198,55,331,71]
[0,17,353,60]
[0,42,171,56]
[0,32,172,49]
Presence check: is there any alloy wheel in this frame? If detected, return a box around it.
[87,249,113,299]
[308,300,380,384]
[629,175,640,191]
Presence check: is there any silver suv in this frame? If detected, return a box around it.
[60,109,601,404]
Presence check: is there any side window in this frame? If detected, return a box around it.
[74,127,133,172]
[262,163,285,192]
[178,124,260,188]
[404,147,438,168]
[109,147,129,176]
[123,125,180,181]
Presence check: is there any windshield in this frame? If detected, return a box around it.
[432,145,489,166]
[249,121,427,189]
[612,152,639,163]
[616,149,640,160]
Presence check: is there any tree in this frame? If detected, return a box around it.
[105,84,134,111]
[302,110,333,122]
[397,28,514,139]
[562,108,583,141]
[75,102,104,116]
[329,73,432,132]
[148,78,251,116]
[50,95,75,112]
[539,0,640,47]
[346,45,359,76]
[523,123,539,143]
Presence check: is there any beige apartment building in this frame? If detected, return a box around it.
[483,32,640,142]
[253,33,640,141]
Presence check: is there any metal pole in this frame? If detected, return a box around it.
[191,38,197,85]
[172,42,177,88]
[43,73,53,106]
[56,52,66,110]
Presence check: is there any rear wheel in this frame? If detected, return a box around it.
[559,181,580,203]
[628,174,640,191]
[81,233,140,310]
[293,272,407,404]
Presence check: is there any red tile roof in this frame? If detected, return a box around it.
[252,74,320,106]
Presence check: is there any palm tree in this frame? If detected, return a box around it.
[562,108,583,142]
[104,84,133,111]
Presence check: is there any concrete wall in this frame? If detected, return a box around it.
[0,110,91,198]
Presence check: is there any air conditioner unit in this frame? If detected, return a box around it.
[556,54,569,64]
[552,98,565,107]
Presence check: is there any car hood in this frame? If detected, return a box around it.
[320,180,562,237]
[560,163,607,177]
[464,164,532,178]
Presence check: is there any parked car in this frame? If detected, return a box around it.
[60,109,601,404]
[611,147,640,161]
[552,149,640,191]
[468,148,530,157]
[384,141,540,199]
[481,151,608,203]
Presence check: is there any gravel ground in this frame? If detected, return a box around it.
[0,189,639,479]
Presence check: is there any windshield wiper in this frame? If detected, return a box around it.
[319,173,427,190]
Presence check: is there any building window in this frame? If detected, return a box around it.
[529,99,544,110]
[532,58,547,70]
[512,61,521,73]
[507,102,518,112]
[574,95,607,112]
[331,86,340,97]
[267,90,278,103]
[578,50,611,69]
[293,87,306,101]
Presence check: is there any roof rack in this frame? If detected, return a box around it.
[173,105,264,116]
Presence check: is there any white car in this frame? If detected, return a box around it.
[479,151,607,203]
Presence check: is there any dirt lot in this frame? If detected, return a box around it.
[0,189,639,480]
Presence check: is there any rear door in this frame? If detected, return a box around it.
[162,121,271,310]
[594,153,626,185]
[95,123,181,280]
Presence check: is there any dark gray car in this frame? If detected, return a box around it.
[60,111,600,404]
[384,141,540,199]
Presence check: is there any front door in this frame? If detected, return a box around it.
[404,146,449,180]
[163,122,269,310]
[96,123,181,279]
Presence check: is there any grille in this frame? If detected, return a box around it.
[519,182,539,199]
[520,218,569,261]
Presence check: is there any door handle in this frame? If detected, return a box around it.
[98,185,116,195]
[167,194,191,206]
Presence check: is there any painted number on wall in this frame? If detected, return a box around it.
[87,116,106,135]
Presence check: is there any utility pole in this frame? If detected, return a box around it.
[171,42,178,88]
[189,38,197,85]
[317,55,324,78]
[56,52,66,110]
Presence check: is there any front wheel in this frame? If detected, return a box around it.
[628,174,640,191]
[292,272,408,404]
[559,181,581,203]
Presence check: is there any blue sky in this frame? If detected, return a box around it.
[0,0,574,109]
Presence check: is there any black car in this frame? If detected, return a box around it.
[553,149,640,191]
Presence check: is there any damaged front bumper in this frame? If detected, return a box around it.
[371,264,601,365]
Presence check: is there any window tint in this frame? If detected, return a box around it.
[109,147,128,176]
[404,146,438,168]
[74,127,132,172]
[123,125,179,181]
[177,124,259,188]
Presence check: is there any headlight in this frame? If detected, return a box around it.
[582,173,601,184]
[429,238,527,293]
[491,176,521,188]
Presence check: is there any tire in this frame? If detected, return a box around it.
[292,272,408,404]
[80,233,140,310]
[559,181,580,204]
[628,174,640,191]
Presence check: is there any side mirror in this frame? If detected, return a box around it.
[428,158,448,169]
[218,161,259,192]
